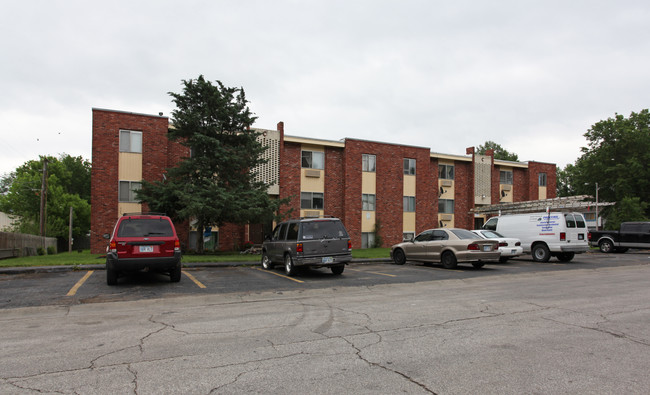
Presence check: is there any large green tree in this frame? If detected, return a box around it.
[476,141,519,161]
[558,109,650,221]
[137,76,286,253]
[0,154,91,243]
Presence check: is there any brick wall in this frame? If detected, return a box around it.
[90,109,180,253]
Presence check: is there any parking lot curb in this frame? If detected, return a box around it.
[0,258,393,275]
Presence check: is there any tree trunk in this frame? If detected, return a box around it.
[196,221,205,254]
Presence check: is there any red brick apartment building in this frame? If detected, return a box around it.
[90,108,556,253]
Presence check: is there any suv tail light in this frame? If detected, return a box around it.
[560,232,566,241]
[109,240,117,252]
[348,240,352,250]
[296,243,303,253]
[174,239,180,251]
[587,232,592,241]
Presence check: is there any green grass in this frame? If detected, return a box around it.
[0,250,105,268]
[0,247,392,268]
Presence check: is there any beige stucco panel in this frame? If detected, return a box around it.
[362,172,376,194]
[403,174,416,196]
[403,212,415,233]
[300,169,325,192]
[361,211,376,232]
[118,202,142,217]
[538,186,547,200]
[118,152,142,180]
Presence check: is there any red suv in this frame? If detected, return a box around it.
[105,213,182,285]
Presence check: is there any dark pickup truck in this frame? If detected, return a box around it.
[588,222,650,253]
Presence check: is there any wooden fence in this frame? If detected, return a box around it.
[0,232,57,258]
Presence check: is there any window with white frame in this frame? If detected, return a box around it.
[538,172,547,187]
[301,150,324,169]
[403,196,415,212]
[439,164,454,180]
[300,192,324,209]
[119,130,142,153]
[403,158,416,175]
[119,181,142,202]
[362,194,376,211]
[361,232,375,249]
[500,170,513,184]
[438,199,454,214]
[362,154,376,172]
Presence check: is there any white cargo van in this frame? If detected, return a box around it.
[482,212,589,262]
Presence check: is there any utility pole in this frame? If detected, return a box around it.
[39,158,48,238]
[68,206,74,253]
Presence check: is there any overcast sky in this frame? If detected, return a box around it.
[2,0,649,176]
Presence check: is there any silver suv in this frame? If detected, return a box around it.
[261,217,352,276]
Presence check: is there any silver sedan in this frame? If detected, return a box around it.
[390,228,500,269]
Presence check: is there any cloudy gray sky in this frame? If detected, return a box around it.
[2,0,649,176]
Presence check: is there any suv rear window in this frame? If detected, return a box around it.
[117,218,174,237]
[300,221,349,240]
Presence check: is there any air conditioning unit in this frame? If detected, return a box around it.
[304,169,321,178]
[440,214,453,221]
[303,210,321,218]
[502,184,512,191]
[441,180,453,187]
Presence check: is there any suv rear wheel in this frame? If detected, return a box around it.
[170,264,182,282]
[106,266,118,285]
[331,265,344,275]
[261,252,274,270]
[284,254,296,276]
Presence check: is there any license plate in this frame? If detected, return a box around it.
[483,245,491,252]
[139,246,153,253]
[511,249,517,254]
[322,257,334,263]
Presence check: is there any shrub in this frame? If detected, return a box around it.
[37,247,45,256]
[47,246,57,255]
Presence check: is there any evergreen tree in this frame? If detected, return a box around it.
[137,76,287,253]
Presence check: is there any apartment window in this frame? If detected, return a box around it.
[118,181,142,202]
[361,232,375,249]
[403,196,415,212]
[538,172,547,187]
[362,154,376,172]
[439,199,454,214]
[403,158,416,175]
[362,194,376,211]
[439,164,454,180]
[300,192,324,209]
[119,130,142,153]
[500,170,513,184]
[301,151,324,169]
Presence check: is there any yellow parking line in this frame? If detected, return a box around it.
[183,271,206,288]
[348,268,397,277]
[253,267,304,283]
[66,271,94,296]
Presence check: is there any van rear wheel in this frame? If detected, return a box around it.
[532,244,551,262]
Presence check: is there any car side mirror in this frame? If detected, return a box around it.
[103,233,110,239]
